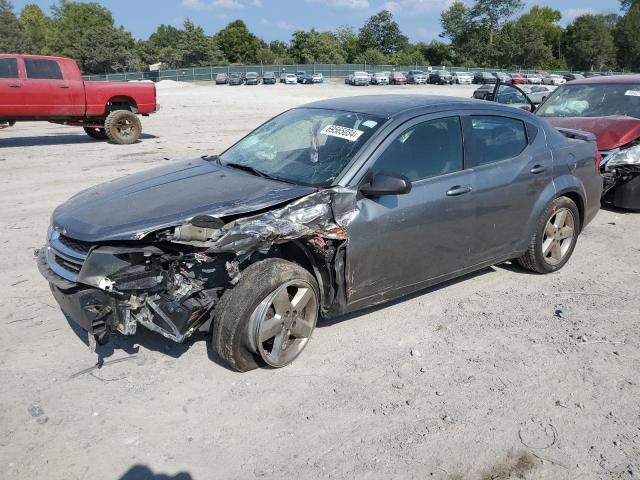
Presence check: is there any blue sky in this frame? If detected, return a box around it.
[10,0,624,43]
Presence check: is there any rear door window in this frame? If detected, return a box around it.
[0,58,19,78]
[464,116,528,167]
[24,58,63,80]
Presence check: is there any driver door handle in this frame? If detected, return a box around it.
[446,185,472,196]
[8,83,21,88]
[530,164,547,174]
[59,85,70,89]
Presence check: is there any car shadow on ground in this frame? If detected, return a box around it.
[0,132,157,148]
[64,263,508,371]
[118,465,193,480]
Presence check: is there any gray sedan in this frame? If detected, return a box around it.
[39,96,602,371]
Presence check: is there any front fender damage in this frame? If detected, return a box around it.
[75,188,358,343]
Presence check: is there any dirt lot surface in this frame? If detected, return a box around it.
[1,81,639,480]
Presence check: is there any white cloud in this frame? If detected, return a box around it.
[383,0,454,14]
[180,0,208,9]
[304,0,370,9]
[561,8,595,23]
[181,0,246,9]
[213,0,245,8]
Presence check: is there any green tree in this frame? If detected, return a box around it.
[354,48,388,65]
[470,0,524,46]
[46,0,115,65]
[142,24,184,67]
[493,17,553,68]
[358,10,407,56]
[335,25,359,62]
[420,41,453,66]
[517,6,562,59]
[0,0,25,53]
[179,19,224,66]
[80,25,136,73]
[564,14,616,71]
[289,29,346,63]
[215,20,263,63]
[620,0,640,12]
[393,44,426,66]
[19,4,49,54]
[615,5,640,70]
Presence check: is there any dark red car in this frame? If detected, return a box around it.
[509,73,528,85]
[536,75,640,210]
[0,54,158,144]
[389,72,407,85]
[487,75,640,210]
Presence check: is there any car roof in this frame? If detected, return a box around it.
[301,95,514,118]
[566,74,640,85]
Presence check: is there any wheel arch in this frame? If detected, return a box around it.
[106,95,139,114]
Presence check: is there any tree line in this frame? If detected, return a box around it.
[1,0,639,74]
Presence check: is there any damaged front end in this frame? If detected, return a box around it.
[38,188,357,345]
[602,141,640,210]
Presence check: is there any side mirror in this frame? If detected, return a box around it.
[360,173,412,197]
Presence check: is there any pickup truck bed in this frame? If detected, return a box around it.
[0,54,158,144]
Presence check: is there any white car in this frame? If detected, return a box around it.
[452,72,472,84]
[312,73,324,83]
[524,73,542,84]
[542,74,566,86]
[351,71,370,86]
[284,74,297,85]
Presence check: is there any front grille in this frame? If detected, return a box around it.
[57,234,93,255]
[46,229,92,282]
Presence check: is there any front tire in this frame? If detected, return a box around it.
[212,259,320,372]
[517,196,580,273]
[83,127,108,140]
[104,110,142,145]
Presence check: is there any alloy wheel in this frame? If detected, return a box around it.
[542,207,575,266]
[251,280,318,367]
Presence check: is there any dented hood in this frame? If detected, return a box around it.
[52,158,316,242]
[543,116,640,150]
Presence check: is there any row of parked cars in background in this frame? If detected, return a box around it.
[214,69,614,88]
[215,71,324,85]
[344,70,474,86]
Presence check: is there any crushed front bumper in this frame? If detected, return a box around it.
[37,249,119,336]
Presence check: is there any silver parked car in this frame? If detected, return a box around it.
[38,95,602,371]
[371,72,390,85]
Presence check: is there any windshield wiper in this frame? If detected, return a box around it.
[223,162,273,179]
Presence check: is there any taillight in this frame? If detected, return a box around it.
[595,151,602,173]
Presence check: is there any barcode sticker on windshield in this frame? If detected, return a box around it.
[625,90,640,96]
[320,125,364,142]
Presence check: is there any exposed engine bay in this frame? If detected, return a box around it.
[38,188,357,345]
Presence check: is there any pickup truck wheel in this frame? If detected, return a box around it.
[517,196,580,274]
[212,258,319,372]
[104,110,142,145]
[83,127,108,140]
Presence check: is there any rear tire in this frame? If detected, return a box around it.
[83,127,108,140]
[104,110,142,145]
[212,259,320,372]
[517,196,580,274]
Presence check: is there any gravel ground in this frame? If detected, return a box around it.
[1,80,639,480]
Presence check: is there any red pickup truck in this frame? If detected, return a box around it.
[0,54,158,144]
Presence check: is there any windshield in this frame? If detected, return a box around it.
[220,108,385,187]
[537,83,640,119]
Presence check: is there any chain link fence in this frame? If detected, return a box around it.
[83,63,610,82]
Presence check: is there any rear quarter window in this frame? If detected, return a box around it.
[25,59,63,80]
[0,58,19,78]
[465,116,528,166]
